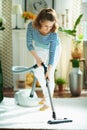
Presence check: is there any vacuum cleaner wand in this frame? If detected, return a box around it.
[42,64,73,124]
[46,79,56,120]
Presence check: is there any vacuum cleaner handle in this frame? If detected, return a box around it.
[12,64,38,73]
[12,63,46,74]
[33,64,38,69]
[41,62,47,74]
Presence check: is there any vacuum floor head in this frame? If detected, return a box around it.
[48,118,73,124]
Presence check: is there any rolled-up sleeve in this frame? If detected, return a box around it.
[26,22,34,51]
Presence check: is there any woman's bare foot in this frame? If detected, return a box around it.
[39,98,45,105]
[39,104,49,111]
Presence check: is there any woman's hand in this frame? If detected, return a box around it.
[45,65,52,80]
[36,56,42,66]
[45,70,50,80]
[30,50,42,66]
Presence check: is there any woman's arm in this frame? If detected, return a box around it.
[30,50,42,66]
[27,22,42,66]
[46,33,61,80]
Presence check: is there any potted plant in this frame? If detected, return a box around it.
[71,58,80,68]
[71,34,83,59]
[22,11,36,21]
[59,14,83,59]
[22,11,36,28]
[55,77,66,93]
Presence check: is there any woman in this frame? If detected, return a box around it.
[26,8,61,110]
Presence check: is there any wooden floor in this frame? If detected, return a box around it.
[3,87,87,98]
[3,88,43,98]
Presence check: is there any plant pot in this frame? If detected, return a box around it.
[71,48,83,59]
[69,67,83,96]
[57,85,64,96]
[58,85,63,92]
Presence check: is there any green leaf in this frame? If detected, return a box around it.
[71,59,80,67]
[58,27,76,36]
[73,14,83,30]
[55,78,66,85]
[58,14,83,38]
[78,34,83,40]
[63,29,76,36]
[0,26,5,30]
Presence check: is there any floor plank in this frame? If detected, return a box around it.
[3,88,87,98]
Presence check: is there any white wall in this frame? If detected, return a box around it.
[54,0,73,28]
[12,0,53,29]
[12,0,73,29]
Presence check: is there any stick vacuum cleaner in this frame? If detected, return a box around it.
[41,63,73,124]
[12,63,73,124]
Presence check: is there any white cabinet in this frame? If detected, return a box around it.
[12,29,34,90]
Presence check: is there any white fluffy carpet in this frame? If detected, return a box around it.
[0,97,87,130]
